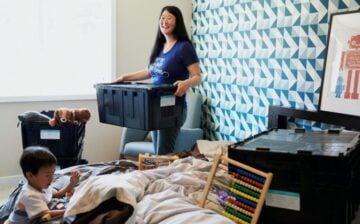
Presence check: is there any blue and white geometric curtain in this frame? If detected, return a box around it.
[192,0,360,141]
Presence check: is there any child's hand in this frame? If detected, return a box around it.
[53,171,81,199]
[69,170,80,186]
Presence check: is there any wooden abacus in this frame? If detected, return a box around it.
[199,153,273,224]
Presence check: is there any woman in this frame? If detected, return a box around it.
[113,5,201,155]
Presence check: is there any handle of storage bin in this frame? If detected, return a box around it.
[103,89,116,109]
[124,91,137,119]
[103,89,110,107]
[103,89,116,108]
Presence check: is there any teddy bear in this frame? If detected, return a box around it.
[49,108,91,127]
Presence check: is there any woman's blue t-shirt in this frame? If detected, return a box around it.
[148,41,199,85]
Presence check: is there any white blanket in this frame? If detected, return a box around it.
[64,157,234,224]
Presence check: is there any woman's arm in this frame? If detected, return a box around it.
[174,62,201,96]
[112,69,151,84]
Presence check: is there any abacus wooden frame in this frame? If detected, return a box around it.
[199,154,273,224]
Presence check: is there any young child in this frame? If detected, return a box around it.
[5,146,80,224]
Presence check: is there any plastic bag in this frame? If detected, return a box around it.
[0,181,24,224]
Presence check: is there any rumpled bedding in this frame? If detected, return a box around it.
[64,157,234,224]
[1,141,233,224]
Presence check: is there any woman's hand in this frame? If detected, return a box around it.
[174,72,201,97]
[112,70,151,84]
[174,80,190,96]
[111,76,124,84]
[174,63,201,96]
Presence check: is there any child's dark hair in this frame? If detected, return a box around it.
[20,146,57,176]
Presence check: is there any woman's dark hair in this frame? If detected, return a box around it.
[149,6,190,64]
[20,146,57,177]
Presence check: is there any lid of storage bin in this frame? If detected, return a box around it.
[95,82,176,91]
[233,129,359,157]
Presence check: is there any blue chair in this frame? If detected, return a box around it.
[119,91,203,159]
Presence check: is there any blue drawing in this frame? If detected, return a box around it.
[335,75,344,98]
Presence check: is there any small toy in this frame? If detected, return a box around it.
[49,108,91,127]
[41,213,52,221]
[138,153,179,170]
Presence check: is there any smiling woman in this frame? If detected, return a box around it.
[0,0,116,102]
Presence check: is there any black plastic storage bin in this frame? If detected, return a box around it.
[20,111,86,168]
[228,129,360,224]
[95,83,184,131]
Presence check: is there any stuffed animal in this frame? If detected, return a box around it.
[49,108,91,127]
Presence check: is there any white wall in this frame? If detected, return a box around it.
[116,0,193,75]
[0,0,192,177]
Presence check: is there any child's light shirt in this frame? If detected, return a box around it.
[8,183,54,224]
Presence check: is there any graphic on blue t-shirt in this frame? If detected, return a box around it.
[150,58,170,79]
